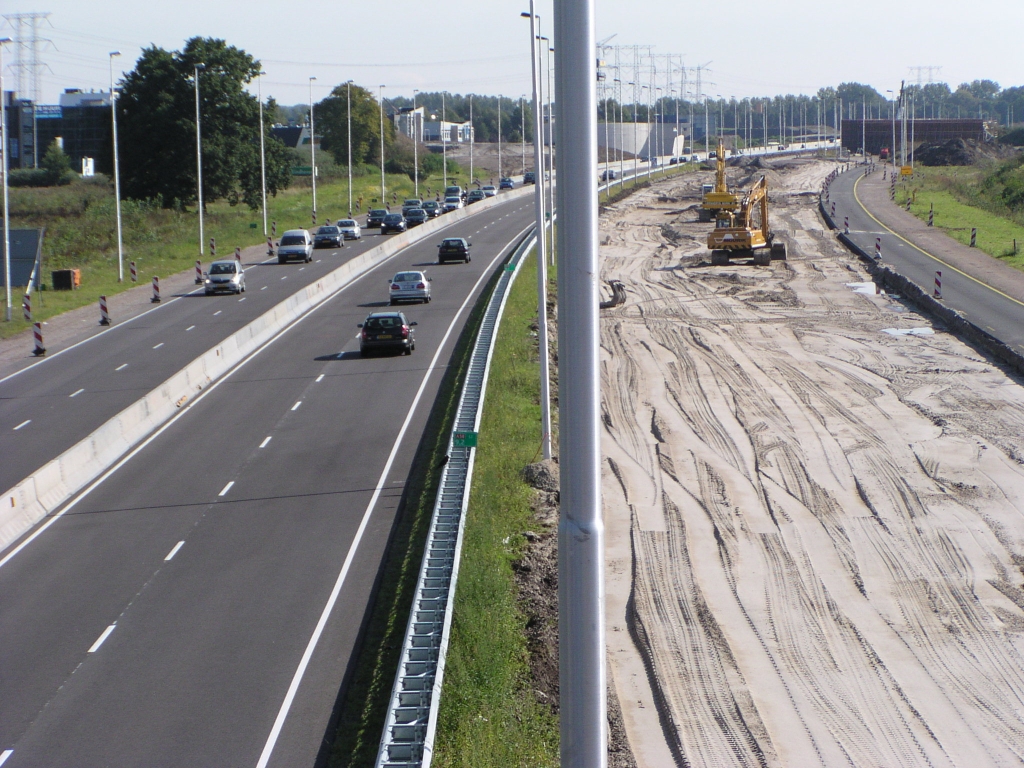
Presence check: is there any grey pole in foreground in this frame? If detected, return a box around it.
[523,4,552,462]
[380,85,386,205]
[554,0,606,764]
[1,38,11,321]
[194,64,205,259]
[109,51,124,282]
[258,71,268,237]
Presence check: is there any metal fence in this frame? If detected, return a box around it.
[374,230,537,768]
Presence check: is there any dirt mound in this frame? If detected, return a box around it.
[915,138,1017,166]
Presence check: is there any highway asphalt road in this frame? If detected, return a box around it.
[0,194,526,495]
[829,168,1024,353]
[0,197,534,767]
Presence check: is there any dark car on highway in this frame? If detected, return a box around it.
[313,225,344,249]
[422,200,442,218]
[358,311,417,356]
[523,171,536,184]
[405,208,428,227]
[366,208,388,228]
[381,213,407,234]
[437,237,471,264]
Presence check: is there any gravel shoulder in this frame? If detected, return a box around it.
[600,157,1024,767]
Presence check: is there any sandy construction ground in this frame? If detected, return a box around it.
[600,158,1024,767]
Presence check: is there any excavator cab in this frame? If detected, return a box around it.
[707,175,787,266]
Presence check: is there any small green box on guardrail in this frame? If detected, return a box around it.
[453,431,478,448]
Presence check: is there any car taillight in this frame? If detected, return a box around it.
[391,284,400,290]
[361,329,369,339]
[416,283,426,289]
[401,326,410,338]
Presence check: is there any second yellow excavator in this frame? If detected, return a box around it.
[698,138,739,222]
[706,175,787,266]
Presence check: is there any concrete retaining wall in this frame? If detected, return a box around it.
[0,186,532,553]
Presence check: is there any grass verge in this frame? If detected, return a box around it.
[324,247,511,768]
[895,167,1024,268]
[0,168,473,340]
[431,248,558,767]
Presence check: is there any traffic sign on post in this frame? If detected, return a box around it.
[452,431,478,448]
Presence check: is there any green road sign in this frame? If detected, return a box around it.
[452,431,478,448]
[292,166,312,176]
[504,262,516,272]
[249,223,257,229]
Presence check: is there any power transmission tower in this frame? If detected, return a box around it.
[908,65,941,87]
[2,12,53,103]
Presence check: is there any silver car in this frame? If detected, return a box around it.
[482,185,497,197]
[443,195,463,212]
[204,260,245,295]
[389,270,432,304]
[277,229,313,263]
[336,219,362,240]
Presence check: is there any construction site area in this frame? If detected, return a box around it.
[598,156,1024,766]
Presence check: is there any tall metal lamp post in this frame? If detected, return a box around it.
[1,37,12,321]
[379,85,386,204]
[413,89,420,197]
[109,51,124,282]
[309,76,317,224]
[258,70,268,237]
[194,63,206,260]
[346,80,353,215]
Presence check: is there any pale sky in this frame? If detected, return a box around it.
[3,0,1022,108]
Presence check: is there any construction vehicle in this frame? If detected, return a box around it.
[699,138,740,222]
[707,175,787,266]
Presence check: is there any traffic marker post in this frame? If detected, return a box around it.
[831,202,835,217]
[99,295,111,325]
[271,221,276,238]
[844,216,849,234]
[151,276,161,303]
[312,210,317,225]
[32,323,45,356]
[906,198,911,211]
[970,228,977,247]
[210,238,216,259]
[130,261,137,282]
[235,246,241,262]
[875,237,882,260]
[195,260,203,285]
[22,294,31,322]
[266,236,273,256]
[934,271,942,300]
[928,203,934,227]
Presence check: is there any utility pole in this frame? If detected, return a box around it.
[554,0,606,763]
[258,71,268,237]
[380,84,386,203]
[109,51,124,282]
[497,95,502,182]
[346,81,353,215]
[3,12,51,168]
[309,76,317,224]
[413,89,419,198]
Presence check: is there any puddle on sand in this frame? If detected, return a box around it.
[846,281,881,295]
[882,327,934,336]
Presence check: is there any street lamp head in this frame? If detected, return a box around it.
[520,11,533,17]
[0,38,12,44]
[194,63,205,71]
[109,51,121,58]
[309,76,317,82]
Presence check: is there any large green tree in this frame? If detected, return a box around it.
[118,37,290,209]
[317,84,394,168]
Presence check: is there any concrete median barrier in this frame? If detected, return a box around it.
[0,186,532,554]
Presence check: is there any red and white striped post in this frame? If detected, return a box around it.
[22,294,31,322]
[32,322,45,356]
[271,221,277,238]
[234,246,241,262]
[130,261,138,282]
[875,237,882,260]
[151,276,161,303]
[934,271,942,299]
[311,210,317,225]
[195,259,203,284]
[210,238,216,259]
[928,203,934,226]
[970,228,977,247]
[905,197,911,211]
[844,216,849,234]
[99,295,111,325]
[830,201,836,217]
[266,236,273,255]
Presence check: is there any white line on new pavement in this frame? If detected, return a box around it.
[291,401,301,411]
[69,389,84,398]
[164,541,185,561]
[153,343,164,349]
[315,374,324,383]
[259,436,272,448]
[13,420,30,431]
[218,481,234,497]
[115,364,128,371]
[88,624,116,653]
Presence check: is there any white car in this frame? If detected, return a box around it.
[443,195,463,213]
[481,185,497,197]
[204,260,245,295]
[389,270,432,304]
[336,219,362,240]
[277,229,313,263]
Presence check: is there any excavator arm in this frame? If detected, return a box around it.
[714,138,728,193]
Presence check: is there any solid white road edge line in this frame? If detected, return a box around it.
[218,481,234,497]
[88,623,116,653]
[164,541,185,561]
[253,221,532,768]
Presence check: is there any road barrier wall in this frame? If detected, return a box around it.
[0,186,532,554]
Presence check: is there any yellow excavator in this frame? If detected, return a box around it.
[698,138,739,222]
[707,175,787,266]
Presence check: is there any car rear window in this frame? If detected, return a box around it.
[443,239,463,247]
[394,272,421,282]
[279,235,305,246]
[365,316,402,329]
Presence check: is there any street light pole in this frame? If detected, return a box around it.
[521,94,526,175]
[1,37,12,321]
[309,76,317,224]
[442,91,447,190]
[379,85,386,204]
[521,6,551,463]
[194,63,205,260]
[109,51,124,282]
[347,81,353,215]
[413,88,419,198]
[497,94,502,182]
[554,0,606,761]
[258,71,268,237]
[469,94,474,185]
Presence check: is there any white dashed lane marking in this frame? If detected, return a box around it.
[261,286,268,291]
[115,364,128,371]
[315,374,324,383]
[88,624,116,653]
[213,311,222,316]
[218,481,235,497]
[291,401,302,411]
[69,389,84,398]
[153,343,164,349]
[259,436,272,448]
[186,325,195,331]
[164,541,185,561]
[13,420,31,431]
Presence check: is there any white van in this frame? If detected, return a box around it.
[277,229,313,264]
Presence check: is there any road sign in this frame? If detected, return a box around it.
[292,166,312,176]
[452,431,478,448]
[900,165,913,176]
[504,262,516,272]
[250,223,257,229]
